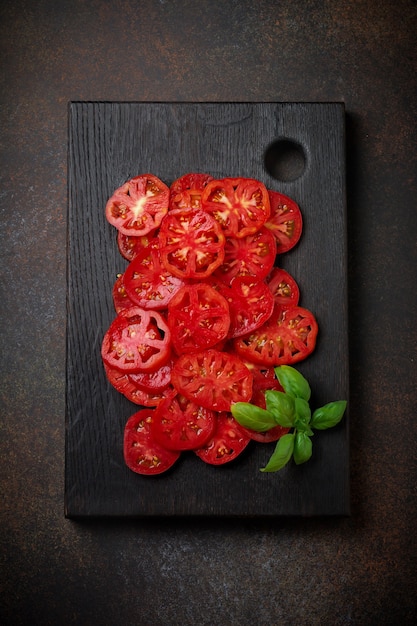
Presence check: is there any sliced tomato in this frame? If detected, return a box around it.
[117,231,155,262]
[104,361,134,394]
[104,363,175,406]
[106,174,169,236]
[237,364,290,443]
[194,411,251,465]
[129,359,173,392]
[267,267,300,308]
[123,239,185,310]
[233,304,318,366]
[169,172,213,211]
[123,383,175,407]
[123,409,180,475]
[242,363,284,406]
[152,393,216,451]
[214,226,277,283]
[167,283,230,354]
[171,349,253,412]
[101,307,171,373]
[159,208,225,279]
[201,177,271,238]
[112,273,136,314]
[265,190,303,254]
[216,276,274,339]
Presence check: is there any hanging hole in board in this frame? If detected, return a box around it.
[264,139,306,182]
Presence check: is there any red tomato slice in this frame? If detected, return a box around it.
[159,208,225,279]
[214,226,277,283]
[242,363,283,405]
[237,364,290,443]
[201,177,271,238]
[117,231,155,262]
[129,359,173,392]
[265,190,303,254]
[233,304,318,366]
[169,172,214,211]
[194,412,251,465]
[104,362,175,406]
[152,393,216,451]
[124,383,175,407]
[123,239,185,310]
[101,307,171,373]
[171,349,253,412]
[123,409,180,475]
[216,276,274,339]
[112,273,137,314]
[103,363,176,407]
[106,174,169,236]
[267,267,300,308]
[167,282,230,354]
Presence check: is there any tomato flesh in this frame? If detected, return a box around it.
[169,172,213,211]
[267,267,300,309]
[265,190,303,254]
[214,226,277,283]
[194,412,251,465]
[171,349,253,412]
[123,409,180,475]
[129,359,173,392]
[101,307,171,373]
[104,363,174,406]
[123,239,185,310]
[217,276,274,339]
[159,208,226,279]
[153,393,216,451]
[123,383,175,407]
[234,304,318,366]
[117,231,154,262]
[112,273,136,314]
[167,282,230,354]
[201,177,271,238]
[106,174,169,237]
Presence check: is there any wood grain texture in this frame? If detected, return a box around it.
[65,102,349,517]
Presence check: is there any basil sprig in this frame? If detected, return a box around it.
[231,365,347,473]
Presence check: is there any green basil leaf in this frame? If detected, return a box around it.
[294,397,311,424]
[294,397,313,434]
[274,365,311,401]
[265,390,295,427]
[260,433,295,472]
[293,431,313,465]
[311,400,347,430]
[231,402,277,432]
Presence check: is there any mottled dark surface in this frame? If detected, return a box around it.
[1,1,416,624]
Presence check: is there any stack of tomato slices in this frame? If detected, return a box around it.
[102,172,318,475]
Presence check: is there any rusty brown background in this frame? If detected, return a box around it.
[1,1,416,624]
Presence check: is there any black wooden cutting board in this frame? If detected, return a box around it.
[65,102,349,517]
